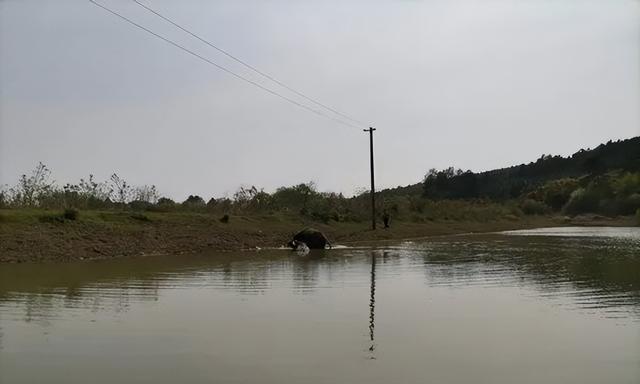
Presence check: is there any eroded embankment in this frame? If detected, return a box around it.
[0,210,633,263]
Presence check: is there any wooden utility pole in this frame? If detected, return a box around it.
[364,127,377,230]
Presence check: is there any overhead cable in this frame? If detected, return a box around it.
[88,0,362,129]
[133,0,367,127]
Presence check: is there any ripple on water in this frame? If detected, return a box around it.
[502,226,640,240]
[1,228,640,383]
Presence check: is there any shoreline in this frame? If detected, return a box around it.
[0,209,635,264]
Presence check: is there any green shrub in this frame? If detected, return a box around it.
[408,196,426,213]
[38,210,79,223]
[220,214,230,223]
[598,199,622,217]
[311,211,331,224]
[157,197,176,206]
[520,199,550,215]
[329,209,345,222]
[38,213,65,223]
[129,200,153,211]
[410,214,426,223]
[506,203,524,217]
[148,197,176,212]
[63,208,79,221]
[182,195,206,210]
[563,188,599,215]
[130,213,151,222]
[503,214,519,221]
[621,194,640,215]
[306,199,333,223]
[0,191,7,209]
[597,194,640,216]
[613,172,640,197]
[541,178,579,211]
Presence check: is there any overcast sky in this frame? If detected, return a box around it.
[1,0,638,200]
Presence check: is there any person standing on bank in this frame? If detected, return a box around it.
[382,210,391,229]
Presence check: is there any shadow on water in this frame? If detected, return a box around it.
[368,253,376,357]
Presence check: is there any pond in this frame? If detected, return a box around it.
[1,227,639,383]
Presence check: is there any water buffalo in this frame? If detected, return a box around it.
[289,240,310,254]
[287,228,332,250]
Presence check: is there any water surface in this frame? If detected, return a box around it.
[1,227,639,383]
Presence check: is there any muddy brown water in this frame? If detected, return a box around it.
[1,227,639,383]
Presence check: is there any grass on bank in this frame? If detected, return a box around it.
[1,201,636,234]
[0,199,523,227]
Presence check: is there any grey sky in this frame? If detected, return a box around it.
[1,0,638,200]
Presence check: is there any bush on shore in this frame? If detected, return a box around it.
[63,208,79,221]
[520,199,550,215]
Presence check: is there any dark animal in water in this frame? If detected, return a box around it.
[287,228,332,250]
[289,240,310,254]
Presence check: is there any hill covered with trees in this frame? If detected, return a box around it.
[420,137,640,216]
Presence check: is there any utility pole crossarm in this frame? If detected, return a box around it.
[364,127,377,230]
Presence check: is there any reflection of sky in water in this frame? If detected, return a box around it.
[502,226,640,240]
[1,227,639,383]
[1,228,640,323]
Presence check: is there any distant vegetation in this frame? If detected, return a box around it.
[422,137,640,217]
[1,137,639,224]
[0,163,518,224]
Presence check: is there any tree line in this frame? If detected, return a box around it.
[2,137,639,222]
[422,137,640,216]
[423,137,640,200]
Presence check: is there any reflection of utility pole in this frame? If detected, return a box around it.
[364,127,377,230]
[368,253,377,352]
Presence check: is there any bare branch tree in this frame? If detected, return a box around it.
[11,162,55,207]
[110,174,132,204]
[79,174,111,200]
[134,185,159,203]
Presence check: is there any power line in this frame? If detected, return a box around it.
[87,0,361,129]
[133,0,367,127]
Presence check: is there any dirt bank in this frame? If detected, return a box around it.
[0,209,634,263]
